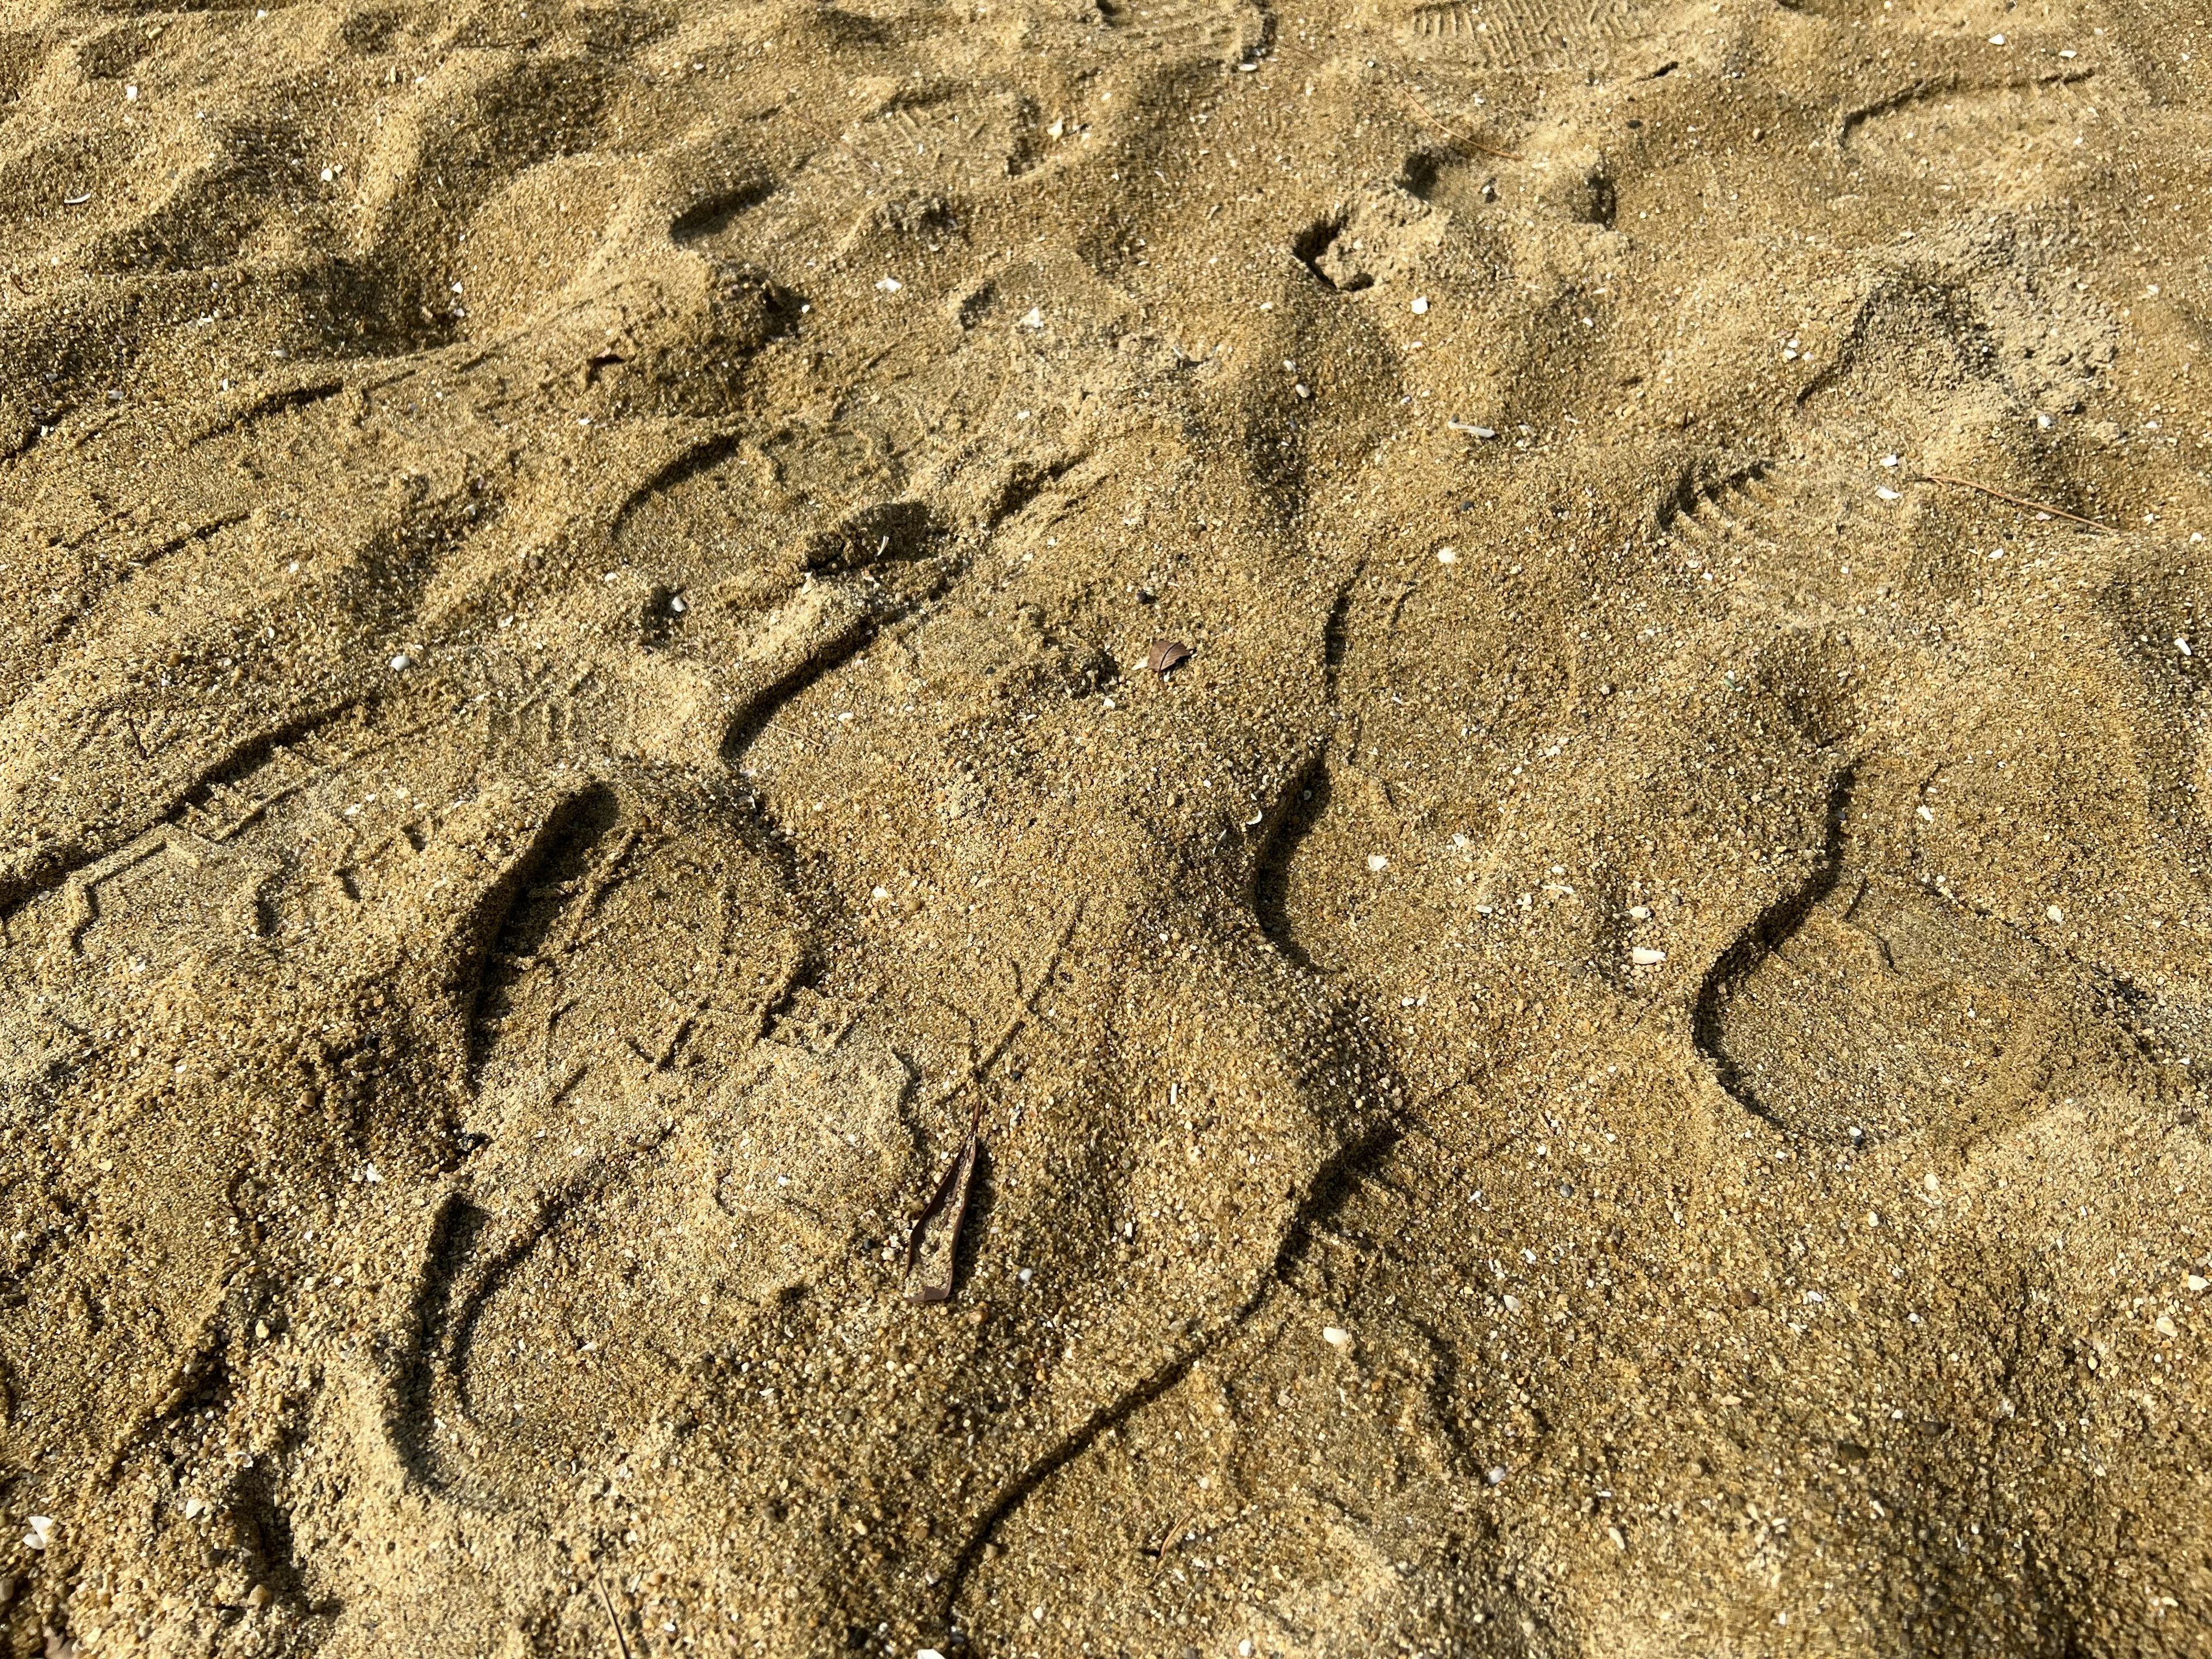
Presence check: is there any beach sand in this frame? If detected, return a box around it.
[2,0,2211,1651]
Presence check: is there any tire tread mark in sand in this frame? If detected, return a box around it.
[1691,760,1857,1123]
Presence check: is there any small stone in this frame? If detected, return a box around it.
[247,1584,271,1609]
[1486,1466,1507,1485]
[388,653,412,672]
[2157,1314,2179,1338]
[1322,1325,1353,1347]
[23,1516,54,1551]
[183,1498,207,1520]
[1630,946,1666,967]
[1021,308,1043,328]
[1436,546,1457,564]
[2187,1275,2208,1293]
[1367,854,1389,873]
[2047,905,2064,923]
[1411,296,1430,315]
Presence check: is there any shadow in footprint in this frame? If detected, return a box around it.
[1251,757,1332,971]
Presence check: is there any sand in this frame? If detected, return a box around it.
[1,0,2210,1651]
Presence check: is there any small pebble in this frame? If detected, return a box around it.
[2047,905,2064,923]
[1486,1466,1506,1485]
[183,1498,207,1520]
[1630,946,1666,967]
[2156,1315,2179,1338]
[22,1516,54,1551]
[1322,1325,1353,1347]
[1367,854,1388,872]
[1628,904,1653,920]
[2187,1275,2208,1293]
[388,653,412,672]
[1411,296,1430,315]
[1436,546,1457,564]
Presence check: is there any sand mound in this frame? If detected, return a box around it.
[3,0,2211,1651]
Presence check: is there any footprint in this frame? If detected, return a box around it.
[1395,0,1648,71]
[1696,770,2134,1147]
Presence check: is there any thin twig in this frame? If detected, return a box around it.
[1393,88,1525,161]
[1915,472,2114,535]
[595,1576,633,1659]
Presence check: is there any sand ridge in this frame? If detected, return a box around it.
[1,0,2211,1652]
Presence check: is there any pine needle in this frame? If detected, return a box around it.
[1916,472,2115,535]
